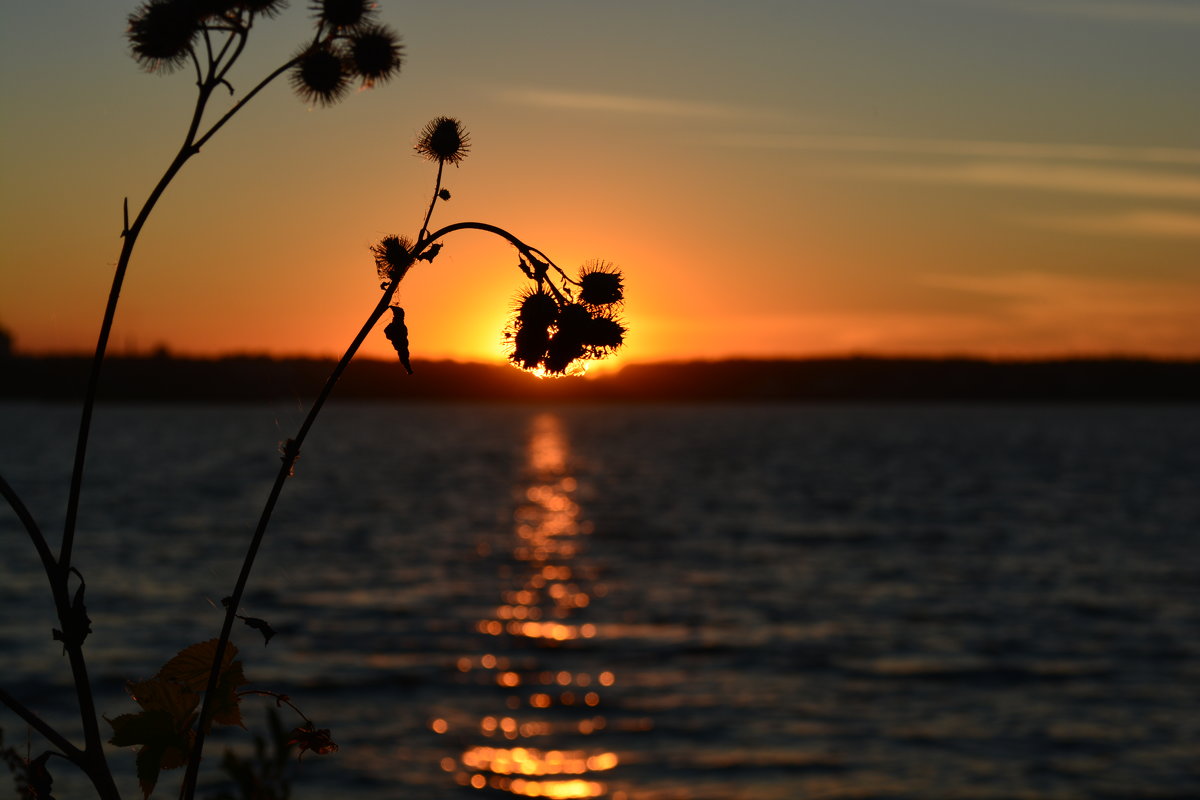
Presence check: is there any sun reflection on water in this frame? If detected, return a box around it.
[435,413,626,798]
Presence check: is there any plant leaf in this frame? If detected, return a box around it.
[155,639,238,692]
[135,743,165,799]
[210,659,248,730]
[107,710,177,748]
[126,678,200,724]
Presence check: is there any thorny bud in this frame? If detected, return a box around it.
[290,43,350,106]
[578,261,624,307]
[347,24,404,87]
[127,0,203,72]
[371,235,414,285]
[505,289,627,375]
[584,312,626,352]
[509,325,550,370]
[415,117,470,165]
[438,188,451,201]
[517,288,559,328]
[312,0,374,29]
[194,0,241,20]
[239,0,289,18]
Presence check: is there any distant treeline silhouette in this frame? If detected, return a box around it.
[3,354,1198,402]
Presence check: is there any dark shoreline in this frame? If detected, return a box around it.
[3,354,1199,402]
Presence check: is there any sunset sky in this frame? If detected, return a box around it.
[2,0,1198,368]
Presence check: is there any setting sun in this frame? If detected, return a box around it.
[3,2,1198,367]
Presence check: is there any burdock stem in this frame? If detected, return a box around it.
[180,276,400,800]
[44,50,305,800]
[183,219,550,798]
[417,159,445,242]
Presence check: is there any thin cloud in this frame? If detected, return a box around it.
[713,133,1200,168]
[954,0,1200,25]
[859,161,1200,200]
[499,88,752,120]
[1028,210,1200,239]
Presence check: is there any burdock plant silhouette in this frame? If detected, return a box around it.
[0,2,625,799]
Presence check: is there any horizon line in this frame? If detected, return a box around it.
[7,349,1200,366]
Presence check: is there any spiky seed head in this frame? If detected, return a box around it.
[556,304,593,336]
[415,117,470,165]
[543,330,587,375]
[583,314,626,352]
[239,0,289,17]
[312,0,373,29]
[291,44,349,106]
[194,0,240,20]
[371,235,414,284]
[510,325,552,370]
[348,24,403,86]
[578,261,624,306]
[516,288,559,328]
[127,0,202,73]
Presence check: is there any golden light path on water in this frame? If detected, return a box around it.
[433,413,626,798]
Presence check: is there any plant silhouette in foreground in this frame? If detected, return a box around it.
[0,2,625,799]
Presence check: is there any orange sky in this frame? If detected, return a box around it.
[2,1,1198,368]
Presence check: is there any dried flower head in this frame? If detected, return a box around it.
[578,261,624,307]
[543,331,587,375]
[347,24,403,86]
[288,725,338,760]
[582,312,626,353]
[509,324,552,370]
[312,0,373,29]
[516,288,559,328]
[193,0,241,20]
[415,117,470,165]
[127,0,203,72]
[504,285,627,375]
[290,43,349,106]
[371,234,414,285]
[239,0,289,17]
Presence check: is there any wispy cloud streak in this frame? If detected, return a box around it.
[1028,210,1200,238]
[954,0,1200,25]
[714,133,1200,168]
[860,162,1200,200]
[499,88,753,120]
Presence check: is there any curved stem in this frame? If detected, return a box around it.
[180,280,400,800]
[418,220,538,260]
[181,218,564,797]
[0,473,55,579]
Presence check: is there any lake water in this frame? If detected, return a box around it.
[2,401,1199,799]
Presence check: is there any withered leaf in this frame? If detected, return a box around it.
[126,678,199,724]
[107,710,176,748]
[155,639,239,692]
[383,306,413,375]
[209,658,248,730]
[27,752,54,800]
[108,709,194,798]
[237,614,276,645]
[288,726,338,760]
[51,572,92,650]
